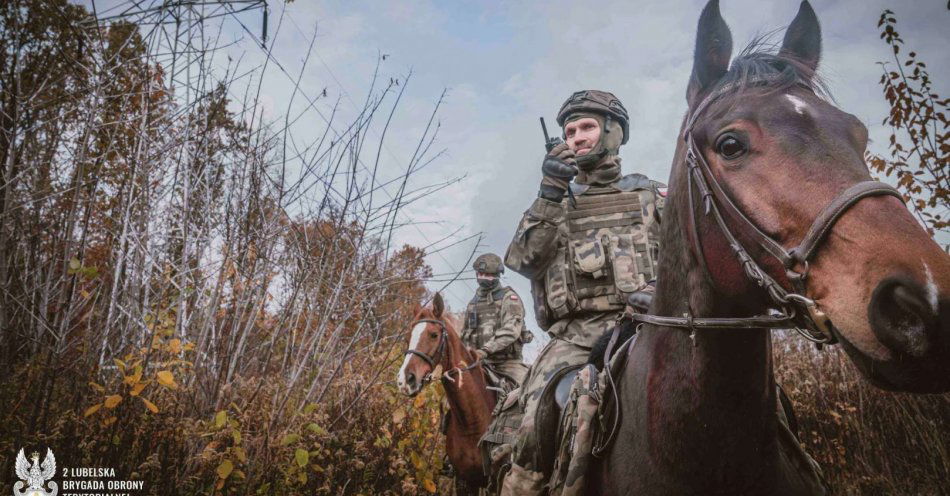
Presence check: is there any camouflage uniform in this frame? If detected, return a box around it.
[500,90,665,493]
[461,254,531,387]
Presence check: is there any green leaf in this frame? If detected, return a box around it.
[232,429,242,445]
[294,448,309,467]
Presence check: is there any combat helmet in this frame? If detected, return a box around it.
[473,253,504,275]
[556,90,630,145]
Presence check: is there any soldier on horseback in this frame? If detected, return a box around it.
[499,90,665,493]
[461,253,532,389]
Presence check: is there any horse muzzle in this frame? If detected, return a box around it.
[856,275,950,393]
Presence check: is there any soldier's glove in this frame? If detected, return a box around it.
[626,281,656,314]
[539,142,577,202]
[472,348,488,361]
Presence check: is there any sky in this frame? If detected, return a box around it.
[80,0,950,361]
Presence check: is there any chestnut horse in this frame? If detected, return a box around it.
[590,1,950,494]
[397,292,496,493]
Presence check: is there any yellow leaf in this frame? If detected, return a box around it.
[104,395,122,408]
[294,448,309,467]
[233,446,247,463]
[156,370,177,389]
[168,338,182,354]
[69,258,81,270]
[214,410,227,429]
[141,397,159,413]
[130,382,146,396]
[216,459,233,479]
[413,394,426,409]
[280,434,299,446]
[89,381,105,392]
[84,403,102,417]
[113,358,127,372]
[423,478,437,493]
[307,423,327,436]
[232,430,242,445]
[103,416,117,426]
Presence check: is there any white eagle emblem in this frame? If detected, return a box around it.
[13,448,57,496]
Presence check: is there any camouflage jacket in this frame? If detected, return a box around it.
[460,286,528,362]
[505,173,665,339]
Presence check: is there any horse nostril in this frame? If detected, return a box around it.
[870,277,937,358]
[406,372,416,387]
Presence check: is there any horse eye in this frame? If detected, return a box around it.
[716,134,747,160]
[429,332,438,338]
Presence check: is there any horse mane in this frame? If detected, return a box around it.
[716,36,831,101]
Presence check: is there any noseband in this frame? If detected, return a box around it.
[632,75,902,345]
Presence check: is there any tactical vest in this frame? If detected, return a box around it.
[535,179,661,329]
[463,287,528,361]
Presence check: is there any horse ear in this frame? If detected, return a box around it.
[780,1,822,76]
[687,0,733,106]
[432,292,445,319]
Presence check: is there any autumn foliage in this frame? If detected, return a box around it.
[0,1,449,494]
[866,10,949,247]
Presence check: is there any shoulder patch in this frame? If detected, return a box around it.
[657,186,668,197]
[509,294,519,301]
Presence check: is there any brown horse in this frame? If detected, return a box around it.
[590,1,950,494]
[397,292,496,492]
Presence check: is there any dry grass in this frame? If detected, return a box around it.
[774,334,950,495]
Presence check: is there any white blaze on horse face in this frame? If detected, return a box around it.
[786,94,808,115]
[924,262,938,314]
[397,322,428,393]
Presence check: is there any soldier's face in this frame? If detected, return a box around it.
[476,272,499,288]
[564,117,600,156]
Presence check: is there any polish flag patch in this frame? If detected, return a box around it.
[658,187,668,197]
[509,294,519,301]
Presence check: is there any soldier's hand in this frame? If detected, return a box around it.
[539,142,577,201]
[471,348,488,361]
[541,142,578,180]
[626,282,656,314]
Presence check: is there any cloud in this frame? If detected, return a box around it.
[95,0,947,361]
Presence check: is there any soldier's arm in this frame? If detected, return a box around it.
[480,292,525,355]
[504,198,563,279]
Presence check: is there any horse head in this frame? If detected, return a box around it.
[397,292,451,396]
[680,0,950,392]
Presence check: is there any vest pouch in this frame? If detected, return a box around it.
[607,233,646,295]
[570,236,608,279]
[545,253,579,320]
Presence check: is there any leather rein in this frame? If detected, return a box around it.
[403,319,481,386]
[630,75,902,345]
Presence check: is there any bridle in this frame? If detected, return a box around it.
[404,319,447,371]
[403,318,482,386]
[630,75,902,345]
